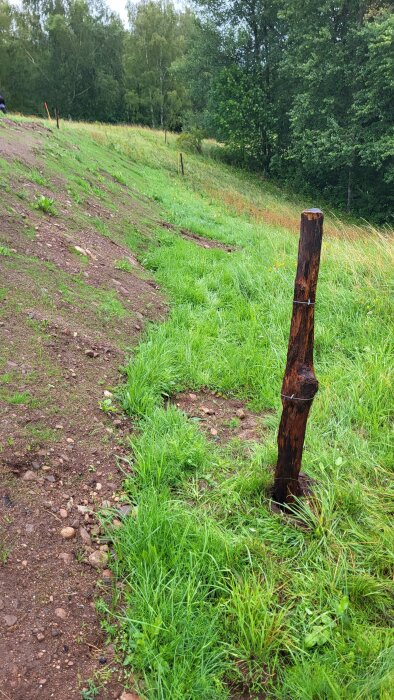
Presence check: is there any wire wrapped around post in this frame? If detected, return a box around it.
[273,209,324,504]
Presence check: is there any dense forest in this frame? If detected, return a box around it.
[0,0,393,221]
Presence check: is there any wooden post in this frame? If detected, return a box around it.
[55,108,59,129]
[44,101,51,121]
[273,209,324,504]
[179,152,184,176]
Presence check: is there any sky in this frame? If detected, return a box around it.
[10,1,187,26]
[108,0,187,24]
[107,0,129,25]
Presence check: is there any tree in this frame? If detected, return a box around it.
[124,1,192,129]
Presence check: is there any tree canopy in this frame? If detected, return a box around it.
[0,0,392,221]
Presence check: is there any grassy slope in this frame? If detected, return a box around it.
[3,118,394,699]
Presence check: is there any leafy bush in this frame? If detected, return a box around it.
[177,129,204,154]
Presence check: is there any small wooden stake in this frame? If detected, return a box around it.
[44,101,51,121]
[179,152,184,176]
[273,209,323,504]
[55,107,59,129]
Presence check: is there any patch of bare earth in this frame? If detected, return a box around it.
[0,120,161,699]
[173,390,269,443]
[158,220,235,252]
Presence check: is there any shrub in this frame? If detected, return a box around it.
[177,129,204,155]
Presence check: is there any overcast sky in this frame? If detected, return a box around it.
[107,0,128,25]
[109,0,187,24]
[10,1,187,27]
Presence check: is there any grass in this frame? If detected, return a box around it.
[1,116,393,699]
[0,245,13,256]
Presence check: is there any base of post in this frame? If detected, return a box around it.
[271,472,314,507]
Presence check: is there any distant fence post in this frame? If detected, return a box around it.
[55,107,59,129]
[273,209,323,504]
[44,101,51,121]
[179,152,184,176]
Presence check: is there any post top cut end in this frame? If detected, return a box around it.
[302,208,323,220]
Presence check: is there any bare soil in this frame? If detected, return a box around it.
[158,220,235,252]
[173,390,269,443]
[0,120,164,699]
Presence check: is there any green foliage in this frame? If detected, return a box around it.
[0,245,12,256]
[33,195,57,215]
[0,0,392,219]
[124,1,193,129]
[114,258,134,272]
[177,128,204,154]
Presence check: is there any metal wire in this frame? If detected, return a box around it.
[281,393,315,402]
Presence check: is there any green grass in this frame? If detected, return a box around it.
[0,245,13,256]
[115,258,135,272]
[1,116,393,699]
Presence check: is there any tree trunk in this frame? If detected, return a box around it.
[273,209,324,504]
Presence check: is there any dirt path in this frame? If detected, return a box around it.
[0,119,164,699]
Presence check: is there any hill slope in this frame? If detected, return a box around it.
[0,116,393,700]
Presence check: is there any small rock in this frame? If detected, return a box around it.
[4,615,17,627]
[79,527,91,547]
[102,569,113,580]
[51,629,62,637]
[38,679,47,686]
[118,504,132,517]
[66,437,74,444]
[55,424,64,430]
[58,552,72,564]
[236,408,246,420]
[55,608,67,620]
[200,406,215,415]
[103,390,113,398]
[77,505,89,514]
[59,509,68,519]
[210,428,218,436]
[37,632,45,641]
[60,527,75,540]
[120,692,141,700]
[95,482,102,491]
[112,519,122,529]
[189,393,197,401]
[88,550,108,569]
[74,246,87,256]
[23,470,36,481]
[85,349,99,358]
[113,419,122,427]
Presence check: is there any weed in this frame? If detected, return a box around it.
[2,390,34,405]
[0,245,13,256]
[80,680,100,700]
[110,170,127,185]
[33,195,57,215]
[115,258,134,272]
[28,169,48,186]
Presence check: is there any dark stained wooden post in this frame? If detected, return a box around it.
[179,152,184,176]
[55,108,59,129]
[273,209,323,504]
